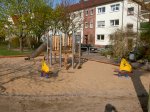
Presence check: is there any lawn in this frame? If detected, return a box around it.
[0,45,32,56]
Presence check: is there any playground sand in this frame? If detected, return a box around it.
[0,57,150,112]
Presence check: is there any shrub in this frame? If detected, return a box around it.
[11,37,20,48]
[110,29,135,59]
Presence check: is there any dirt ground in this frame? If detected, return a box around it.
[0,57,150,112]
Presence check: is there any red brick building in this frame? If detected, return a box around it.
[83,7,96,45]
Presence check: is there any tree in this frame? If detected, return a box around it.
[26,0,53,45]
[110,29,137,59]
[0,0,31,51]
[132,0,150,21]
[56,0,83,49]
[0,21,6,42]
[132,0,150,61]
[0,0,53,51]
[132,0,150,11]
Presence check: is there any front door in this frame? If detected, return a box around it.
[84,35,88,44]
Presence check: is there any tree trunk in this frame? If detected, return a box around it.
[149,14,150,24]
[19,38,23,52]
[37,35,41,45]
[27,37,32,49]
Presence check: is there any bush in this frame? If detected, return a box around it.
[11,37,20,48]
[0,36,5,42]
[100,48,113,56]
[110,29,133,59]
[133,45,150,61]
[0,41,8,46]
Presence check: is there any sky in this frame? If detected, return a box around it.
[53,0,80,7]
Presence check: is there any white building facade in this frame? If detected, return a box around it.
[95,0,140,46]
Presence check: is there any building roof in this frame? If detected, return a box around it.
[70,0,123,11]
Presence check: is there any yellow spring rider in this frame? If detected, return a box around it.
[119,58,132,72]
[41,59,51,78]
[115,58,132,77]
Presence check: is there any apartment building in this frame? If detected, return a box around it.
[95,0,139,46]
[71,0,140,47]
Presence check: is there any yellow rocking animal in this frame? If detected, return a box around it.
[119,58,132,72]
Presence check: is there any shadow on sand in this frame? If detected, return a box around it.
[131,70,149,112]
[66,57,88,70]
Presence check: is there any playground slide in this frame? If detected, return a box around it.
[28,42,47,59]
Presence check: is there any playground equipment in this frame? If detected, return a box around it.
[114,58,133,77]
[28,29,82,70]
[119,58,132,72]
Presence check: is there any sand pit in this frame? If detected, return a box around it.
[0,57,150,112]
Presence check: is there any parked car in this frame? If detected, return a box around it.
[81,44,97,52]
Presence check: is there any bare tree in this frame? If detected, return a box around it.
[57,0,83,50]
[110,29,137,58]
[132,0,150,11]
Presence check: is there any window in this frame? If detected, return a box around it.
[97,35,105,40]
[90,9,94,15]
[79,24,82,28]
[110,19,119,26]
[90,22,93,28]
[127,24,133,29]
[98,7,105,14]
[85,10,88,16]
[79,12,82,17]
[71,13,76,19]
[127,24,133,31]
[97,21,105,28]
[127,7,134,15]
[85,22,88,28]
[111,4,120,12]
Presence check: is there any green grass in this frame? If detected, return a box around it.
[0,45,32,56]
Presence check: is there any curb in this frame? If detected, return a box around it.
[87,59,119,66]
[0,54,44,58]
[0,55,28,58]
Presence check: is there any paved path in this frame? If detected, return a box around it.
[81,52,119,66]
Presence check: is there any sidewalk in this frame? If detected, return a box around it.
[81,53,119,66]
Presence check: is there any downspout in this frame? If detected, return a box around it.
[136,4,140,47]
[121,0,124,30]
[122,0,125,56]
[122,0,124,30]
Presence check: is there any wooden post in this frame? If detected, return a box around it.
[79,35,81,66]
[50,35,52,66]
[59,34,62,68]
[64,53,68,70]
[47,35,50,64]
[72,31,75,69]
